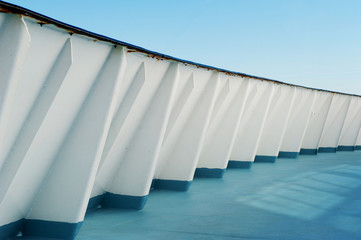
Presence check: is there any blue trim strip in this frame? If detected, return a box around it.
[337,145,355,151]
[102,193,148,210]
[23,219,82,240]
[0,219,24,240]
[227,161,253,169]
[254,155,277,163]
[153,179,192,191]
[278,151,299,158]
[194,168,225,178]
[355,145,361,150]
[299,148,318,155]
[318,147,337,153]
[87,194,105,211]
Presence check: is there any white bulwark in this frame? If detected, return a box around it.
[0,3,361,240]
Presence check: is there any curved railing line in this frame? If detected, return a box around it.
[0,0,359,97]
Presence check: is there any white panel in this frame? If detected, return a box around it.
[256,85,296,157]
[301,91,333,150]
[230,81,274,162]
[163,72,195,142]
[338,97,361,147]
[26,46,126,223]
[96,61,146,173]
[0,21,72,166]
[0,37,72,210]
[318,94,351,149]
[154,70,220,181]
[0,34,112,225]
[280,89,316,153]
[0,14,30,168]
[106,62,179,197]
[91,55,172,198]
[197,77,250,169]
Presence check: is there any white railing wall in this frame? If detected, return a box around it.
[300,91,333,154]
[337,97,361,150]
[196,77,250,176]
[1,6,361,240]
[229,80,274,167]
[255,85,296,162]
[278,88,316,158]
[318,94,351,152]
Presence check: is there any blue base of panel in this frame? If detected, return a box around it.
[87,194,105,211]
[23,219,83,240]
[355,145,361,150]
[0,219,24,240]
[227,161,253,169]
[194,168,225,178]
[102,193,147,210]
[337,145,355,151]
[299,148,318,155]
[152,179,192,191]
[254,155,277,163]
[318,147,337,153]
[277,151,299,158]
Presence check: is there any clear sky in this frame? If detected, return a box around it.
[3,0,361,95]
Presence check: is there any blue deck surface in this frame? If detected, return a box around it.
[75,151,361,240]
[14,151,361,240]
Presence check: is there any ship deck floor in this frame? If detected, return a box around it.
[78,151,361,239]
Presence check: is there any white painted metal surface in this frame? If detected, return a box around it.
[318,94,351,151]
[1,3,361,240]
[256,84,296,158]
[279,89,316,155]
[154,69,219,183]
[338,97,361,148]
[197,77,250,170]
[230,80,274,163]
[301,91,333,153]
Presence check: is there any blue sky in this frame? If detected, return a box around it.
[4,0,361,94]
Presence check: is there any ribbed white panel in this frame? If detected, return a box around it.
[154,70,220,181]
[0,7,361,240]
[318,94,351,149]
[279,89,316,152]
[256,85,296,156]
[301,91,333,150]
[338,97,361,147]
[230,81,275,162]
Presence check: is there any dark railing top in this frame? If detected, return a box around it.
[0,1,360,98]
